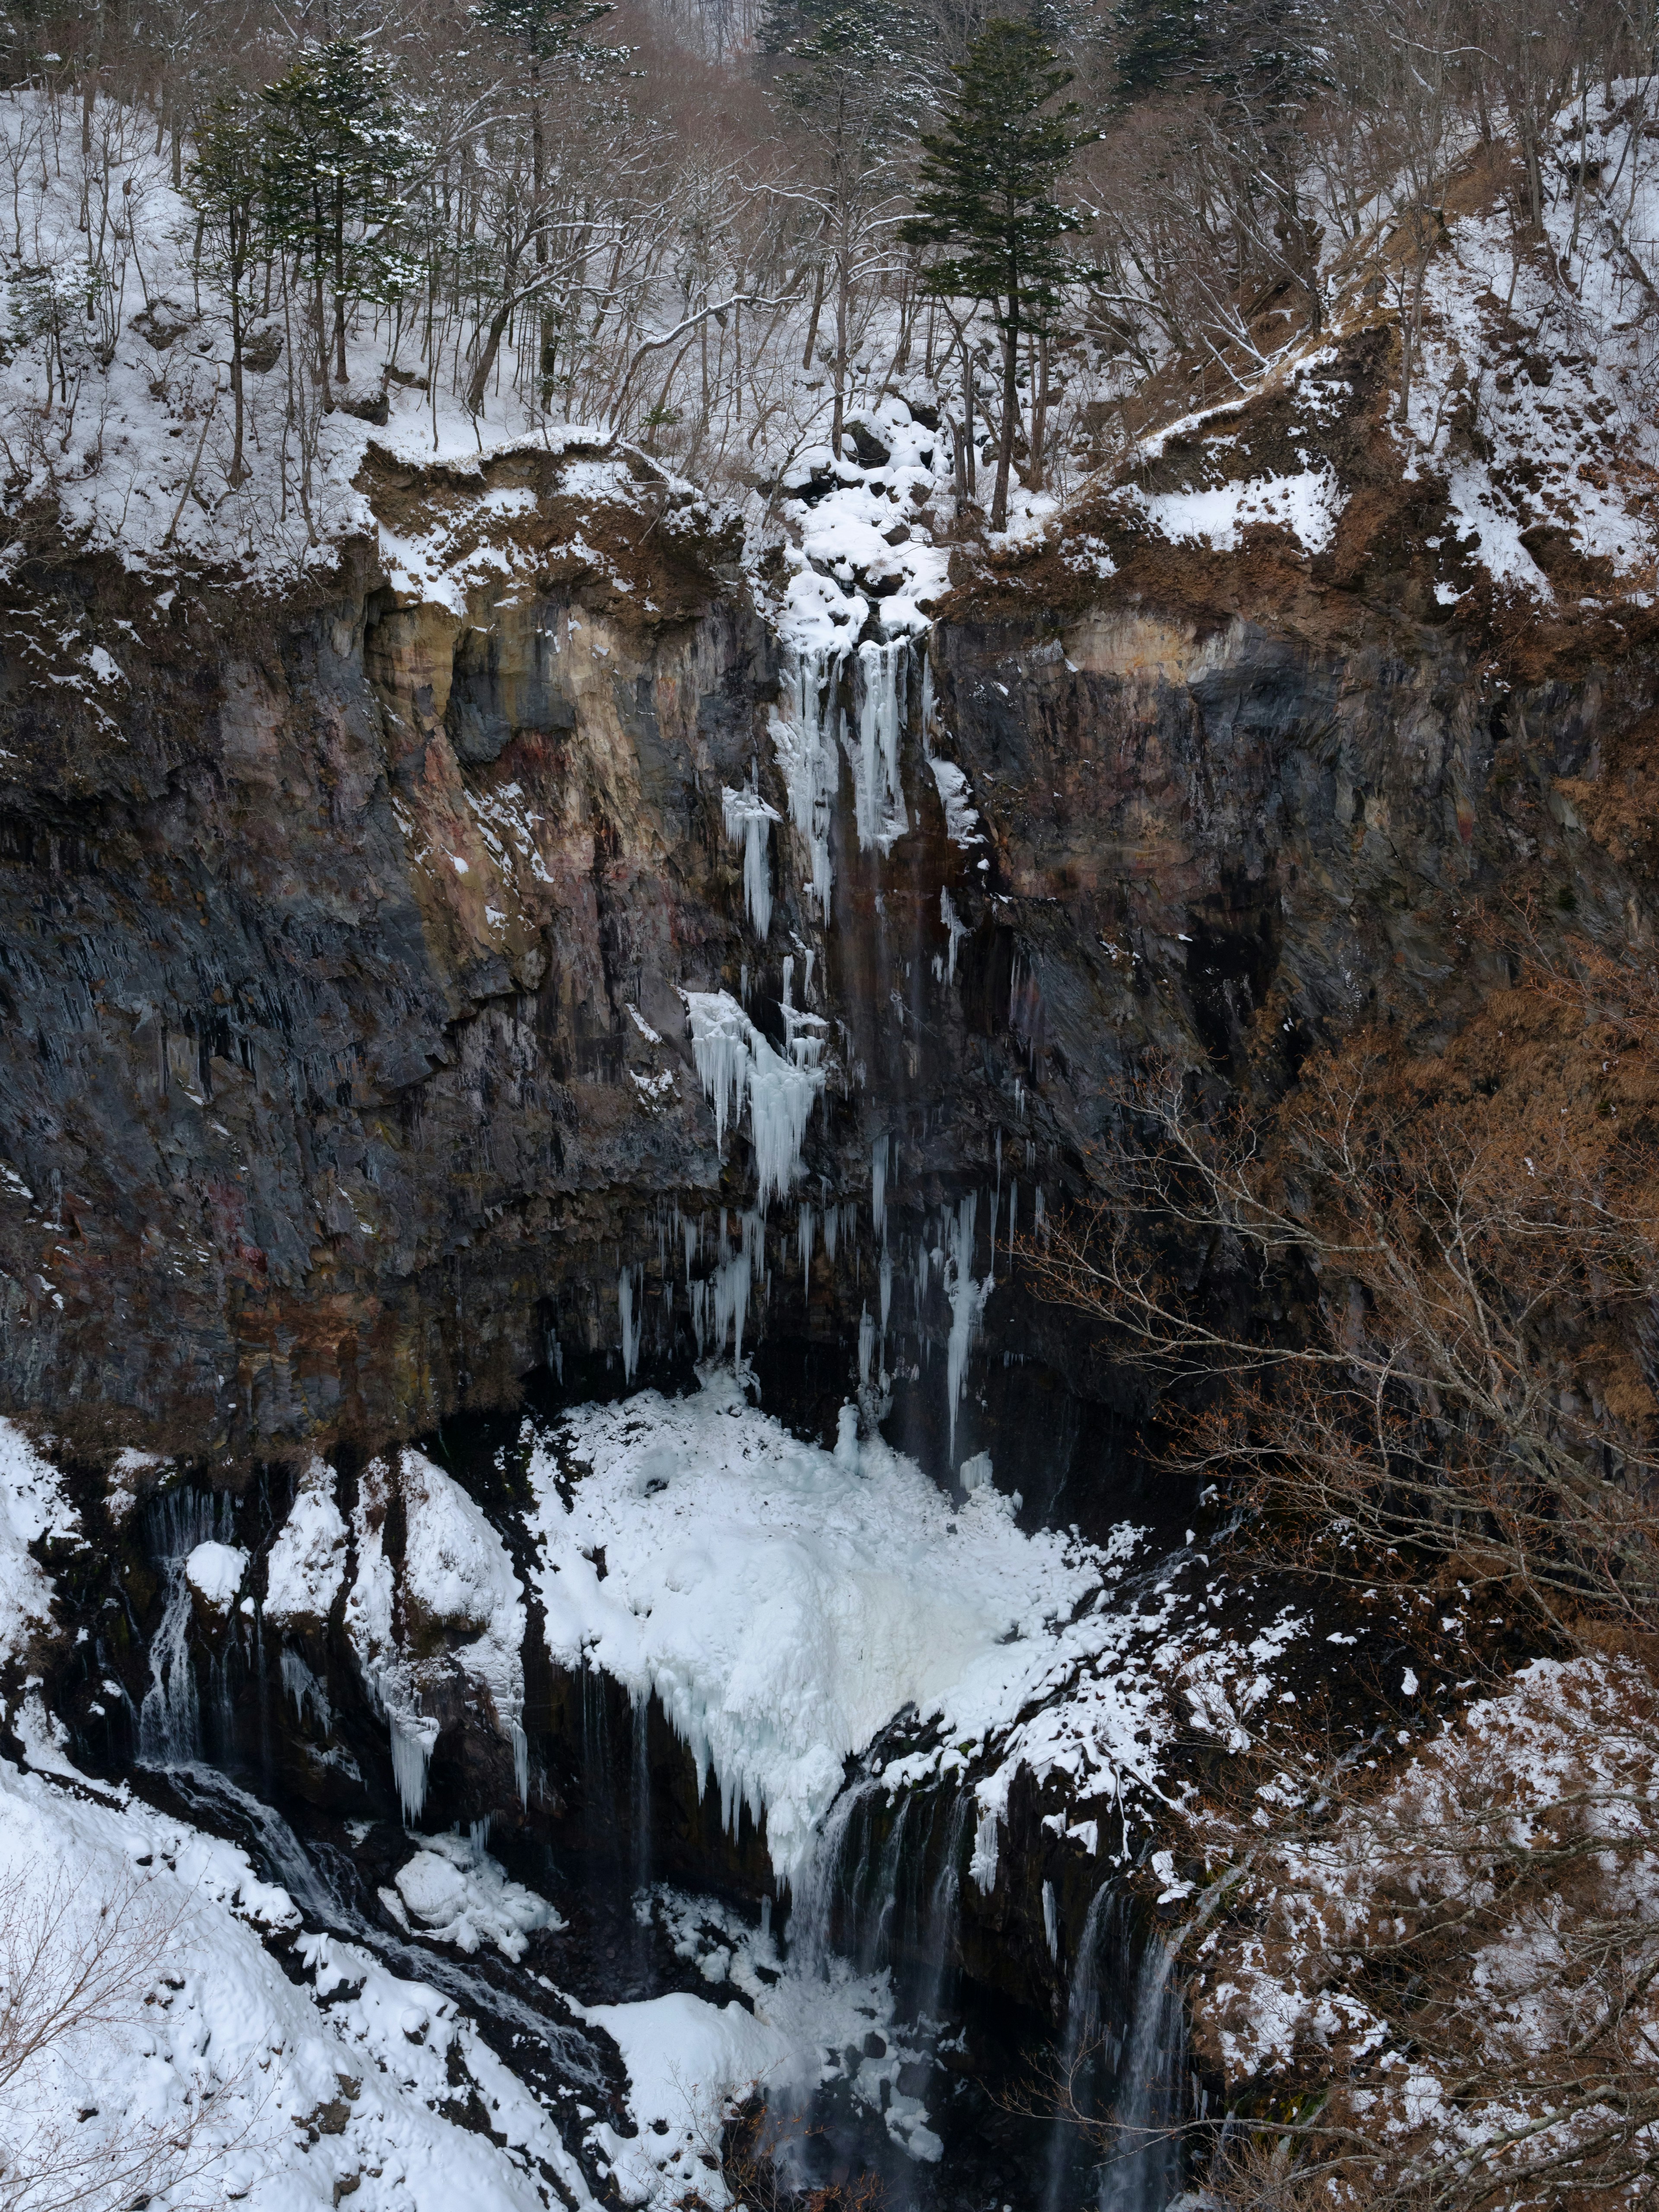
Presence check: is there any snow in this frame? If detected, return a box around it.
[525,1371,1157,1881]
[345,1450,526,1823]
[1124,467,1345,555]
[263,1461,349,1627]
[578,1989,786,2205]
[0,1416,77,1665]
[184,1539,247,1613]
[0,1749,598,2212]
[389,1833,563,1962]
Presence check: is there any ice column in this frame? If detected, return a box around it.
[847,639,910,853]
[683,987,826,1211]
[619,1263,643,1384]
[768,644,844,919]
[722,782,780,940]
[945,1192,991,1462]
[390,1709,439,1824]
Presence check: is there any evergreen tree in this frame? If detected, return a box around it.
[187,98,262,487]
[1111,0,1216,99]
[899,18,1079,531]
[259,39,416,399]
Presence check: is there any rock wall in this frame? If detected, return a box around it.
[0,420,1653,1494]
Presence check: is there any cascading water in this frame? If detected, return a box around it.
[1042,1888,1191,2212]
[137,1487,240,1767]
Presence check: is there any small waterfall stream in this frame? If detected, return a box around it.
[137,1487,240,1766]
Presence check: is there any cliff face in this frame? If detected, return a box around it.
[0,378,1653,1486]
[0,446,772,1452]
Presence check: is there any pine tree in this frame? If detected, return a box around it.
[259,39,416,400]
[899,18,1079,530]
[187,98,262,487]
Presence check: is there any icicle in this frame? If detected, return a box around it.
[1035,1185,1046,1242]
[682,988,824,1209]
[879,1246,892,1334]
[683,1212,696,1285]
[722,783,780,939]
[847,639,909,853]
[619,1264,643,1384]
[798,1202,816,1289]
[858,1304,875,1389]
[803,949,816,1001]
[871,1134,888,1242]
[390,1710,439,1824]
[690,1278,707,1357]
[945,1192,990,1461]
[824,1200,839,1262]
[768,645,843,920]
[969,1807,1000,1894]
[1008,1181,1018,1265]
[512,1719,529,1808]
[941,887,966,985]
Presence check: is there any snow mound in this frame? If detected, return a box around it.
[579,1989,787,2206]
[184,1540,247,1613]
[527,1373,1111,1879]
[264,1459,350,1625]
[388,1833,563,1961]
[0,1752,596,2212]
[345,1450,527,1823]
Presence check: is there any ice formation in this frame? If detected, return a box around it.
[767,646,843,920]
[345,1451,527,1825]
[721,781,780,940]
[847,640,910,854]
[525,1370,1142,1881]
[682,988,825,1209]
[944,1195,992,1463]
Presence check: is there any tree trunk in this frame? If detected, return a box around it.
[991,311,1018,531]
[1030,329,1049,492]
[960,334,976,497]
[801,253,826,370]
[830,241,851,461]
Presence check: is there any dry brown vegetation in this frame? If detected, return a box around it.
[1025,916,1659,2207]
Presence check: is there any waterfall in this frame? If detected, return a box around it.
[848,640,910,854]
[1043,1890,1190,2212]
[137,1487,237,1768]
[769,643,845,919]
[1098,1927,1188,2212]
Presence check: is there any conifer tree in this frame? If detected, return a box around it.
[899,17,1079,530]
[187,98,262,488]
[259,39,415,400]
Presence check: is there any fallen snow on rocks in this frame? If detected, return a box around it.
[264,1458,350,1627]
[526,1372,1174,1882]
[0,1415,78,1667]
[385,1831,563,1961]
[345,1449,527,1823]
[1124,466,1346,556]
[184,1538,248,1614]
